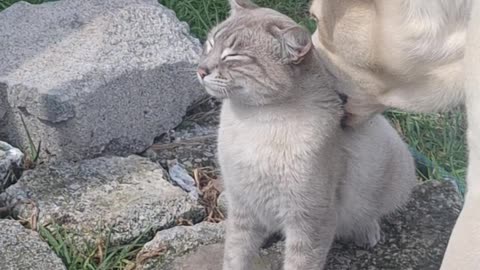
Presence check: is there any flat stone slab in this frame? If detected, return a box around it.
[0,219,66,270]
[140,180,462,270]
[138,221,225,270]
[0,0,204,161]
[0,155,205,247]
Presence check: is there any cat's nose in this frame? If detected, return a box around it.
[197,66,210,79]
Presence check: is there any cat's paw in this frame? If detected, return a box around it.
[353,221,381,248]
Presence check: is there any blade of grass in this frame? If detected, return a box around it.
[19,113,39,162]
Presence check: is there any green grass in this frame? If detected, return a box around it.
[160,0,315,40]
[38,224,151,270]
[386,109,467,183]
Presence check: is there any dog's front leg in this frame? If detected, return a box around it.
[440,1,480,268]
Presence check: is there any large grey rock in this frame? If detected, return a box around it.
[0,155,205,248]
[0,219,66,270]
[141,180,462,270]
[0,0,204,161]
[0,141,23,192]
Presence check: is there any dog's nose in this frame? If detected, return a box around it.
[197,66,210,79]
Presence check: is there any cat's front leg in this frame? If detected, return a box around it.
[223,200,268,270]
[283,207,336,270]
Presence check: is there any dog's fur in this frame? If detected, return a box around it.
[310,0,470,125]
[442,1,480,268]
[309,0,480,268]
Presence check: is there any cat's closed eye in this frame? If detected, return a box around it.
[221,48,249,62]
[222,54,248,62]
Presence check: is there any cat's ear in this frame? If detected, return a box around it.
[271,25,313,64]
[229,0,257,14]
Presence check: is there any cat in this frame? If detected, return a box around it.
[309,0,480,268]
[196,1,416,269]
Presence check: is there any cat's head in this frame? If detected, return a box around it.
[197,0,313,106]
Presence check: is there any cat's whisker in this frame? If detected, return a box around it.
[211,78,228,84]
[208,80,228,88]
[222,88,230,98]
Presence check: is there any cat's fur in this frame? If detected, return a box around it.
[197,1,416,269]
[309,1,480,268]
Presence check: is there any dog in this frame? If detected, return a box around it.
[309,0,480,269]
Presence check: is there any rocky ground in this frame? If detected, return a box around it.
[143,177,461,270]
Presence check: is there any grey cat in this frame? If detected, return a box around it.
[196,1,416,269]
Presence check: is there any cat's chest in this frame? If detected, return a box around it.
[217,105,325,172]
[220,118,300,145]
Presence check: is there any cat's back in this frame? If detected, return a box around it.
[341,114,415,181]
[343,115,412,159]
[338,114,416,216]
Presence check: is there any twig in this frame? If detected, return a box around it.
[150,135,217,151]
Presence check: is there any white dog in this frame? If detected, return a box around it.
[309,0,480,268]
